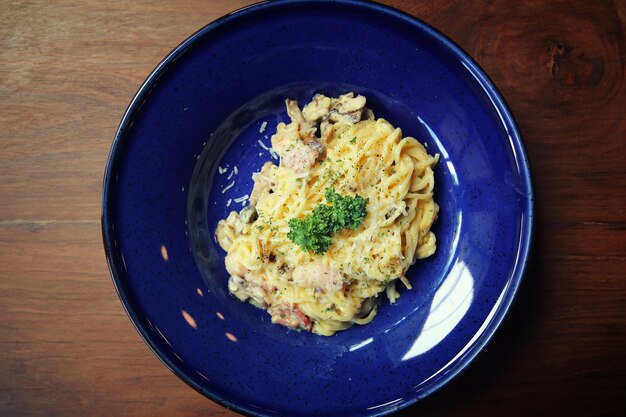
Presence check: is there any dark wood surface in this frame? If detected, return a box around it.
[1,1,625,416]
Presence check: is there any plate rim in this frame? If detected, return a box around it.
[101,1,534,416]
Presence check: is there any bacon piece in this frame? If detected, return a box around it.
[268,304,312,332]
[292,261,346,294]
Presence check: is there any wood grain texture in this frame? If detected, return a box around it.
[1,1,625,416]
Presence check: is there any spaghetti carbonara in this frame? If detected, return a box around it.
[216,93,439,336]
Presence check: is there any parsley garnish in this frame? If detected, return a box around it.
[287,188,367,254]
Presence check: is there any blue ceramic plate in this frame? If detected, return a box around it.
[102,1,533,416]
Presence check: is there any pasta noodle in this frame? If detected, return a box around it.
[216,93,439,336]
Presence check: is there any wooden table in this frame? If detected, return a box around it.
[2,1,625,416]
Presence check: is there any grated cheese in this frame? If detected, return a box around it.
[258,139,271,151]
[234,194,249,204]
[222,180,235,194]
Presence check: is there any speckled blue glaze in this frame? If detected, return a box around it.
[102,1,533,416]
